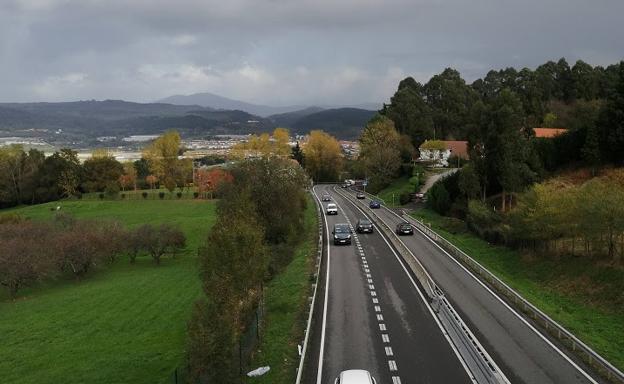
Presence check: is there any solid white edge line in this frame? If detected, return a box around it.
[335,186,479,384]
[314,186,332,384]
[380,201,600,384]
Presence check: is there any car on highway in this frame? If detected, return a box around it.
[341,183,349,188]
[334,369,377,384]
[369,200,381,209]
[332,223,352,245]
[356,192,365,199]
[356,218,374,233]
[326,203,338,215]
[395,221,414,235]
[322,193,331,201]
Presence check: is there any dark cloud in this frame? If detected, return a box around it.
[0,0,622,105]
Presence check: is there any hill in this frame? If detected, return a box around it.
[289,107,376,140]
[158,92,306,117]
[267,106,325,127]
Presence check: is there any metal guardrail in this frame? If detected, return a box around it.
[400,212,624,384]
[294,192,324,384]
[335,187,508,384]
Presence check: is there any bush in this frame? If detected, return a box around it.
[466,200,504,243]
[75,192,83,200]
[98,193,105,200]
[138,224,186,264]
[193,192,199,199]
[176,192,182,199]
[158,192,165,200]
[427,182,451,215]
[121,193,126,199]
[142,191,148,199]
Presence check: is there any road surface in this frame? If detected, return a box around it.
[306,185,472,384]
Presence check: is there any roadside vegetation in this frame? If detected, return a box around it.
[187,154,312,383]
[0,199,216,384]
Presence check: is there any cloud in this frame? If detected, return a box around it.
[0,0,623,104]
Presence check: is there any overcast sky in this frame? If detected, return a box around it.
[1,0,623,106]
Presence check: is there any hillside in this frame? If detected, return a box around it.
[289,107,376,140]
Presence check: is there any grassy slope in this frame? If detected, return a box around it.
[413,208,624,371]
[0,200,216,384]
[245,200,318,384]
[375,177,413,207]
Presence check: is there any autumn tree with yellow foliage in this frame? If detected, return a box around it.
[142,131,187,193]
[302,130,343,182]
[230,128,292,159]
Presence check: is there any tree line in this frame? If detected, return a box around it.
[0,213,185,298]
[186,156,309,383]
[0,131,198,208]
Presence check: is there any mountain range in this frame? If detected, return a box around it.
[0,95,379,147]
[158,92,380,117]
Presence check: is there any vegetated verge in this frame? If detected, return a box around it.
[412,208,624,372]
[244,197,318,383]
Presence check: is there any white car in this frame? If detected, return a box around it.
[335,370,377,384]
[326,203,338,215]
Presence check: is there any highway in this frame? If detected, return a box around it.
[338,186,605,384]
[307,185,472,384]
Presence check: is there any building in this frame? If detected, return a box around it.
[533,128,568,138]
[418,140,468,167]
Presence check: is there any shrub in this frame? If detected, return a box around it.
[193,192,199,199]
[158,192,165,200]
[427,182,451,215]
[75,192,83,200]
[121,193,126,199]
[142,191,148,199]
[98,193,105,200]
[176,192,183,199]
[139,224,186,264]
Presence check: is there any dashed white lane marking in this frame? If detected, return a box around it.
[385,346,394,356]
[389,360,398,371]
[377,314,384,321]
[370,291,377,297]
[379,323,387,331]
[382,334,390,343]
[369,284,375,290]
[372,298,379,304]
[368,278,374,284]
[392,376,402,384]
[366,273,372,278]
[374,305,381,312]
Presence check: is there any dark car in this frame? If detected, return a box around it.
[322,193,331,202]
[356,192,365,199]
[395,222,414,235]
[369,200,381,209]
[356,219,374,234]
[332,223,352,245]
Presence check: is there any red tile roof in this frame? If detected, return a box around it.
[442,140,469,159]
[533,128,567,138]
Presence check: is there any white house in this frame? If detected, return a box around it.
[418,140,469,167]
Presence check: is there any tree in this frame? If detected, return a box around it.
[582,124,601,175]
[82,155,124,193]
[291,141,305,165]
[143,131,182,192]
[199,211,268,327]
[145,174,158,189]
[598,62,624,165]
[358,115,402,190]
[138,224,186,264]
[35,149,81,203]
[119,162,137,191]
[458,164,481,200]
[196,168,233,198]
[0,221,56,298]
[302,130,343,182]
[381,77,434,147]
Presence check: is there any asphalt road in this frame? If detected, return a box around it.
[308,185,472,384]
[341,187,605,384]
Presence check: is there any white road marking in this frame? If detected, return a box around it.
[377,314,384,321]
[385,346,394,356]
[389,360,398,371]
[374,305,381,312]
[392,376,402,384]
[370,291,377,297]
[369,284,375,290]
[379,323,387,331]
[372,298,379,304]
[382,334,390,343]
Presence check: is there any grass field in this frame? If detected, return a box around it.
[0,200,216,384]
[244,200,318,384]
[375,177,413,207]
[413,208,624,371]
